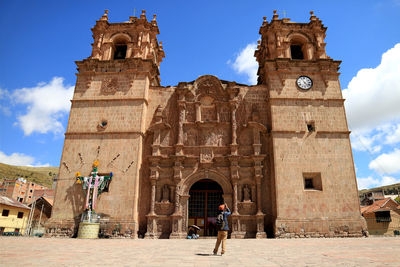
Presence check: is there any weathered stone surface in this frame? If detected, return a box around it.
[48,11,366,239]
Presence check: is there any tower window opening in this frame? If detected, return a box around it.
[303,173,322,191]
[304,178,314,189]
[291,45,304,60]
[113,45,127,60]
[307,122,315,132]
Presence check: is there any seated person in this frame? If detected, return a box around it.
[187,226,199,239]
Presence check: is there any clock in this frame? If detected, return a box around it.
[296,76,313,90]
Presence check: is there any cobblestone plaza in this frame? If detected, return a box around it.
[1,237,399,266]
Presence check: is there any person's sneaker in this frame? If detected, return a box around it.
[213,251,217,255]
[221,252,225,255]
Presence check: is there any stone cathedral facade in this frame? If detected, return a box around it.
[47,10,367,238]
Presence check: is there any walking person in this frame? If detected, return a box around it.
[213,203,231,255]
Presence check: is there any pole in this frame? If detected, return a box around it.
[38,203,44,229]
[26,197,35,236]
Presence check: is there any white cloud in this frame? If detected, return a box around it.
[343,43,400,132]
[0,150,35,166]
[369,149,400,175]
[381,176,400,186]
[12,77,74,135]
[350,132,382,153]
[0,150,50,167]
[357,176,380,190]
[385,123,400,144]
[357,175,400,189]
[230,43,258,85]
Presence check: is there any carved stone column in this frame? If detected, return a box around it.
[126,42,134,58]
[229,158,240,215]
[177,101,185,145]
[146,158,159,239]
[195,102,201,122]
[230,100,238,146]
[170,189,186,239]
[254,158,266,238]
[233,182,238,214]
[102,42,113,60]
[170,157,186,239]
[255,176,263,215]
[150,179,156,215]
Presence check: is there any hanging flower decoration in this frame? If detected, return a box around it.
[93,160,100,167]
[75,172,81,177]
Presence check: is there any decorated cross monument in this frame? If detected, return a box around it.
[75,160,113,238]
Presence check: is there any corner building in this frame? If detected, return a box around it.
[48,10,367,238]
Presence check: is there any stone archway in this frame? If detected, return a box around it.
[180,169,233,197]
[178,169,233,237]
[188,179,223,236]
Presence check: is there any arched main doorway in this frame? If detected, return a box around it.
[188,179,224,236]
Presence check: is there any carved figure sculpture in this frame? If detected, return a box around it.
[162,184,170,202]
[243,184,251,202]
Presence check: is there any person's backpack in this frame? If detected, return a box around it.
[216,213,225,230]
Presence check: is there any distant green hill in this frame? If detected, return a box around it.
[359,183,400,196]
[0,163,58,188]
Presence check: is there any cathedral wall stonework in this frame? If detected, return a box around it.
[47,11,367,239]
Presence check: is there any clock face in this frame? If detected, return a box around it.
[296,76,313,90]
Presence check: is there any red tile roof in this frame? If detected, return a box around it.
[0,196,30,210]
[361,198,400,214]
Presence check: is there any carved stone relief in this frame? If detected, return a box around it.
[101,77,119,94]
[200,127,227,146]
[200,147,214,163]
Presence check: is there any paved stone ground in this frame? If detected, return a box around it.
[0,237,399,266]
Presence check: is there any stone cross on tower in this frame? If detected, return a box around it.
[75,160,113,222]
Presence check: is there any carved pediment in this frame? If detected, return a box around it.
[193,75,227,101]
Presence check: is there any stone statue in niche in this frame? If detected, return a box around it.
[185,128,197,146]
[243,184,251,202]
[161,184,170,202]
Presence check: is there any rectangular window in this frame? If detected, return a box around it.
[303,173,322,191]
[2,209,9,216]
[375,211,391,223]
[17,212,24,218]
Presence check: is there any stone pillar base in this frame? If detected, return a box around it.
[77,222,100,239]
[144,232,159,239]
[256,231,267,238]
[169,232,187,239]
[230,231,246,239]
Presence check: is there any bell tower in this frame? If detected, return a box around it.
[49,10,164,238]
[256,11,366,237]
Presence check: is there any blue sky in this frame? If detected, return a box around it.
[0,0,399,189]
